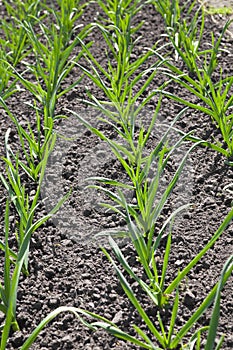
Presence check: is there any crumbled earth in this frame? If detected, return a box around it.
[0,1,233,349]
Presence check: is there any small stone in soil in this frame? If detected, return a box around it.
[48,297,60,307]
[11,331,24,347]
[32,301,43,310]
[112,310,123,324]
[184,290,196,309]
[44,268,55,278]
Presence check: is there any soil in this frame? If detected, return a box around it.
[0,1,233,350]
[200,0,233,33]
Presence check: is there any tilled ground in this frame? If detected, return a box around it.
[0,1,233,349]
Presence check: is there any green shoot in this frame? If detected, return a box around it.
[153,18,233,158]
[204,255,233,350]
[3,4,90,148]
[0,128,56,272]
[0,191,69,349]
[16,250,232,350]
[0,100,56,181]
[74,0,162,130]
[58,222,233,350]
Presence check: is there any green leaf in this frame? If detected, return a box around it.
[165,207,233,296]
[205,255,233,350]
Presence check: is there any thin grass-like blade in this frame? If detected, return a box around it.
[205,255,233,350]
[171,253,233,348]
[165,207,233,296]
[102,241,166,347]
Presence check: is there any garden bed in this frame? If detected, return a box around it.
[0,1,233,349]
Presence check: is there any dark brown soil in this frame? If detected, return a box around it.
[0,1,233,349]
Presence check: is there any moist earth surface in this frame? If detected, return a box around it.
[0,1,233,350]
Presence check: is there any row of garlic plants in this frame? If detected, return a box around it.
[0,0,232,349]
